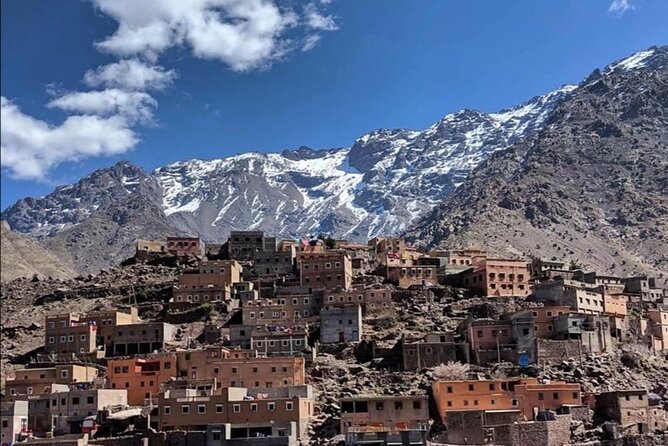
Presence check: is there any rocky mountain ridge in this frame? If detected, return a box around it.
[2,46,666,276]
[3,83,576,244]
[407,45,668,282]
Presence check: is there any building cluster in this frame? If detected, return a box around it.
[3,233,667,445]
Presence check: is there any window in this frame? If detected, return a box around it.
[213,367,219,374]
[447,401,452,407]
[61,370,69,379]
[553,392,559,400]
[250,403,258,412]
[572,392,578,399]
[268,402,275,411]
[477,330,483,338]
[538,392,544,401]
[216,404,223,413]
[60,336,66,343]
[68,335,74,342]
[164,406,171,415]
[286,402,294,411]
[49,336,55,343]
[198,405,206,414]
[489,384,495,391]
[511,399,518,406]
[468,384,474,391]
[394,401,403,410]
[233,404,241,413]
[463,400,468,406]
[413,401,421,409]
[447,386,453,393]
[181,405,190,414]
[87,396,94,404]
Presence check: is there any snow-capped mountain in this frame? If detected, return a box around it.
[152,84,576,241]
[4,85,576,243]
[2,46,664,275]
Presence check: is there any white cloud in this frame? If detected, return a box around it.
[302,34,321,52]
[1,96,138,180]
[608,0,635,14]
[47,89,157,124]
[84,59,177,91]
[305,3,338,31]
[90,0,323,71]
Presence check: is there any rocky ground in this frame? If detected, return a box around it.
[0,263,180,383]
[3,266,668,445]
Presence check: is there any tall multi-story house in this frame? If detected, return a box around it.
[459,259,531,297]
[27,389,127,435]
[323,285,392,315]
[340,395,429,446]
[532,279,606,314]
[646,308,668,353]
[253,248,296,276]
[0,401,28,444]
[173,260,242,304]
[298,251,352,290]
[106,354,177,406]
[158,385,314,439]
[386,258,438,289]
[320,305,362,344]
[432,378,582,423]
[227,231,276,260]
[5,365,99,400]
[623,276,666,302]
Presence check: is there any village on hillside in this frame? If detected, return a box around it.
[2,231,668,446]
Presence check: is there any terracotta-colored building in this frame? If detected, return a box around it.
[44,308,143,358]
[460,259,531,297]
[298,251,352,290]
[646,308,668,353]
[323,285,392,315]
[166,236,205,257]
[173,260,242,304]
[106,354,177,406]
[242,297,317,325]
[464,319,515,363]
[5,365,99,401]
[340,395,429,433]
[174,348,306,389]
[510,306,571,339]
[107,348,307,406]
[158,385,314,438]
[386,259,438,289]
[432,378,582,422]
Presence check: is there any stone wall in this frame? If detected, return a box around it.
[537,338,582,364]
[494,414,571,446]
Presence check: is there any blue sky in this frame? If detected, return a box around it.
[1,0,667,209]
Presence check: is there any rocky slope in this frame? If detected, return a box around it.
[2,162,181,274]
[407,46,668,281]
[0,222,76,282]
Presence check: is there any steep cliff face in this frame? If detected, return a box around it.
[407,46,668,281]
